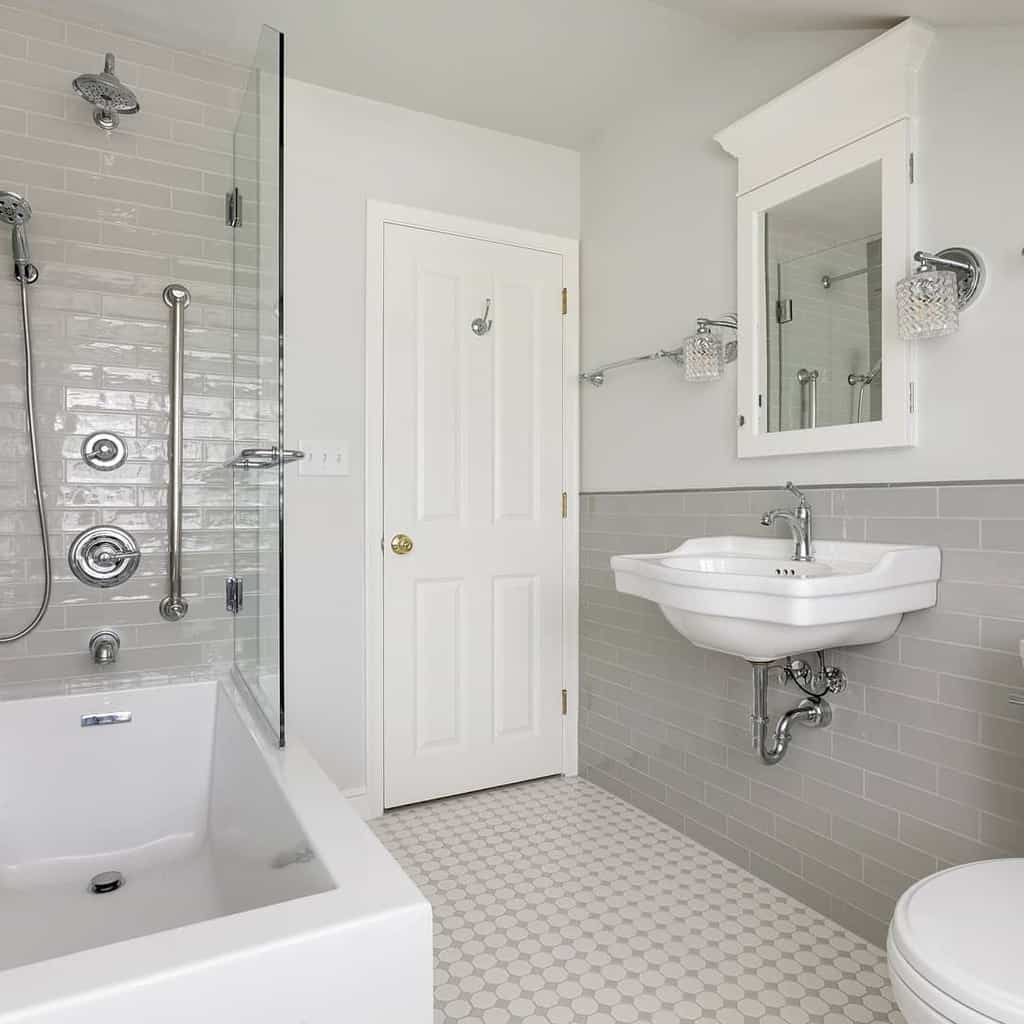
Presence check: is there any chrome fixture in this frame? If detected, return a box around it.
[224,446,305,470]
[796,368,819,429]
[81,431,127,471]
[160,284,190,622]
[1,190,36,281]
[82,710,132,727]
[896,247,985,341]
[821,263,879,289]
[751,652,846,765]
[470,298,493,336]
[579,314,737,387]
[760,482,813,562]
[225,186,243,228]
[89,631,121,666]
[848,358,882,423]
[69,526,140,588]
[72,53,139,131]
[225,576,244,615]
[0,191,49,644]
[89,870,125,894]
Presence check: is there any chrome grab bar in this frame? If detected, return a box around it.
[797,368,819,430]
[224,447,305,470]
[159,284,190,622]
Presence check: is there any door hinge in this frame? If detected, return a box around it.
[909,152,915,184]
[909,381,916,414]
[225,575,244,614]
[561,689,568,715]
[561,491,568,518]
[561,288,568,315]
[225,187,243,228]
[775,299,794,324]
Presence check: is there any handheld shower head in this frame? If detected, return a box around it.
[73,53,139,131]
[0,190,32,271]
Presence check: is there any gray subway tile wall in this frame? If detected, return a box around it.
[0,2,261,686]
[580,483,1024,945]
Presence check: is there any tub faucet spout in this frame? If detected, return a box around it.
[89,631,120,665]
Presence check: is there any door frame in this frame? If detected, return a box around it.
[356,200,580,820]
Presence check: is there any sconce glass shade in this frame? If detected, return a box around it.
[683,329,723,381]
[896,268,960,340]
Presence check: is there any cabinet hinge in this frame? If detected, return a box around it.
[561,288,568,315]
[909,381,916,414]
[775,298,794,324]
[909,152,915,184]
[561,491,568,518]
[561,689,568,715]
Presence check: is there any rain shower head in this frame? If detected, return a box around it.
[0,190,32,270]
[73,53,139,131]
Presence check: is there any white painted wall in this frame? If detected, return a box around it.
[284,81,580,795]
[581,26,1024,491]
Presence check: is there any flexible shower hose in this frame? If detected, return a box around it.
[0,270,52,643]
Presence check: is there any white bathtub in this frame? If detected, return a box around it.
[0,675,432,1022]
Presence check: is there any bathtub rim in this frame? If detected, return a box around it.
[0,672,429,1019]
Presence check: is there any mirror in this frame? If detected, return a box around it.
[764,163,882,433]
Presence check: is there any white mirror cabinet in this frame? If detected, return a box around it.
[715,20,935,458]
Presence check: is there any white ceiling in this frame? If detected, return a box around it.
[660,0,1024,30]
[26,0,1024,148]
[31,0,725,148]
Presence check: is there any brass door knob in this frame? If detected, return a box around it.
[390,533,414,555]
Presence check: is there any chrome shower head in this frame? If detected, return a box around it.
[73,53,139,131]
[0,190,32,270]
[0,190,31,228]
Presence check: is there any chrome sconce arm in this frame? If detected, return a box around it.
[912,248,985,308]
[159,284,190,622]
[579,314,737,387]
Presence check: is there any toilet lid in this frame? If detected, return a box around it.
[891,859,1024,1024]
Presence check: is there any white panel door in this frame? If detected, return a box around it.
[383,224,565,808]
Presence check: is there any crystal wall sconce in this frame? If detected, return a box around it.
[578,315,736,387]
[896,247,985,341]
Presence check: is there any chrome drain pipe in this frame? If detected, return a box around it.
[750,662,834,765]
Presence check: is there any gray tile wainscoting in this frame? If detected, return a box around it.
[580,482,1024,945]
[0,3,262,686]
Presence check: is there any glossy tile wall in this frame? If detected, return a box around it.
[0,2,251,685]
[580,482,1024,945]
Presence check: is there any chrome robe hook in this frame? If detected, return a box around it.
[471,298,493,336]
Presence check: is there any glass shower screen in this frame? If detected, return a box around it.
[229,25,287,744]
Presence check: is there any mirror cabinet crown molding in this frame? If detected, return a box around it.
[714,19,935,459]
[714,19,934,196]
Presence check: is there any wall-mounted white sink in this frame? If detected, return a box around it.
[612,537,941,662]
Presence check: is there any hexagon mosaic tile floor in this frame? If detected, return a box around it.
[371,777,903,1024]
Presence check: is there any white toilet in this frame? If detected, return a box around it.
[888,859,1024,1024]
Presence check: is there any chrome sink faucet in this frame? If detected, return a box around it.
[761,482,813,562]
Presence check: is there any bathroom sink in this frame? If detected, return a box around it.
[611,536,940,662]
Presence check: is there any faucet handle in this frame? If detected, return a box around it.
[785,481,809,507]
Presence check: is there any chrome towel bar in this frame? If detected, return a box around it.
[159,284,190,622]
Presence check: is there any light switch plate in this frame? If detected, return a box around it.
[298,440,350,477]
